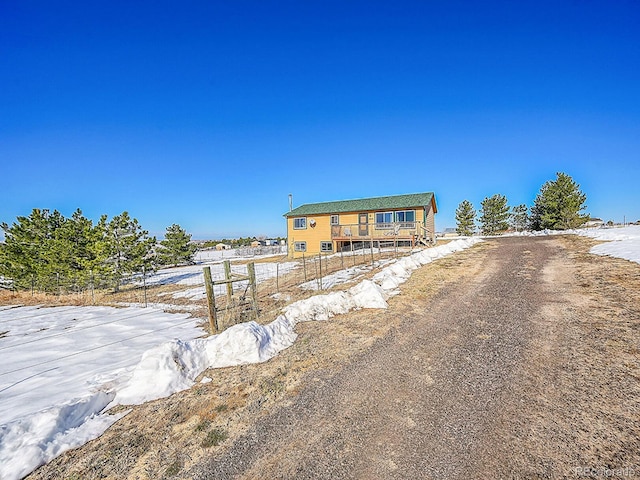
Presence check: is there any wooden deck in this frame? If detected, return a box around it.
[331,222,432,247]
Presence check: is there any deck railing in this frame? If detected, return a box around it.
[331,221,425,240]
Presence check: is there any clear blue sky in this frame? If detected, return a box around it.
[2,0,639,239]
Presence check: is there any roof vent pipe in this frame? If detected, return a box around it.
[288,194,293,212]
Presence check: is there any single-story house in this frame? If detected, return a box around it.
[583,218,604,228]
[438,227,459,238]
[283,192,437,258]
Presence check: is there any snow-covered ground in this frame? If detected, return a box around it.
[0,306,206,480]
[0,237,484,480]
[576,225,640,265]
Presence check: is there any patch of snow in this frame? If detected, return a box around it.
[577,225,640,264]
[299,258,394,290]
[0,392,128,480]
[0,306,205,480]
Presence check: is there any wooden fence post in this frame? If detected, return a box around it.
[247,262,259,320]
[203,266,218,333]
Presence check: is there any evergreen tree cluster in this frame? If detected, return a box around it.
[0,209,196,291]
[455,172,589,235]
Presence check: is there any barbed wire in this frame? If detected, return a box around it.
[0,315,201,379]
[0,308,161,352]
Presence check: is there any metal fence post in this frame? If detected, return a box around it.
[223,260,233,301]
[142,266,147,307]
[302,253,307,282]
[90,270,95,304]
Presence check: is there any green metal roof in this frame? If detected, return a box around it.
[284,192,436,217]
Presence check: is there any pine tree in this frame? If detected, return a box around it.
[104,212,156,288]
[0,209,56,289]
[158,224,197,267]
[455,200,476,236]
[43,210,94,275]
[479,194,510,235]
[510,204,529,232]
[531,173,589,230]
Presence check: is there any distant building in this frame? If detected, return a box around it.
[439,228,459,238]
[215,243,231,251]
[583,218,604,228]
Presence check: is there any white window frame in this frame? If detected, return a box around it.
[375,211,394,229]
[320,241,333,252]
[395,210,416,227]
[293,217,307,230]
[330,215,339,226]
[294,241,307,252]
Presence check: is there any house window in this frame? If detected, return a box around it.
[375,211,394,228]
[330,215,339,226]
[294,241,307,252]
[395,210,416,227]
[293,217,306,230]
[320,241,333,252]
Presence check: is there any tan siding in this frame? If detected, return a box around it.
[425,200,436,241]
[287,214,333,257]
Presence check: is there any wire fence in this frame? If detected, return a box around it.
[0,244,418,324]
[0,270,161,308]
[212,244,417,329]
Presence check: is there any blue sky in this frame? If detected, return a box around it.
[2,1,639,239]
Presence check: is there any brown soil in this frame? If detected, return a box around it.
[27,236,640,479]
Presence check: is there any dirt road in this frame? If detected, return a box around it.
[189,236,640,479]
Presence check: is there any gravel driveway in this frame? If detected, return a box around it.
[189,236,640,479]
